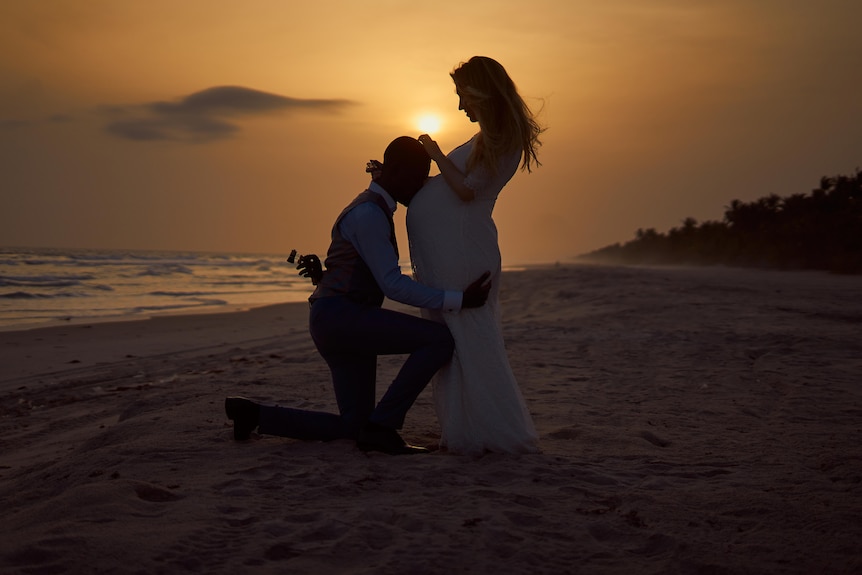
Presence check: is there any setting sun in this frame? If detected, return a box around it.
[416,114,441,134]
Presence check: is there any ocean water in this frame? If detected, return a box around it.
[0,247,317,331]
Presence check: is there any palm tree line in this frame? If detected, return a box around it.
[579,170,862,274]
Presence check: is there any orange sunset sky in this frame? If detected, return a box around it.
[2,1,860,264]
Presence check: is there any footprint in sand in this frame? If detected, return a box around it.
[264,542,300,561]
[5,537,87,574]
[546,426,581,440]
[638,430,670,448]
[134,482,184,502]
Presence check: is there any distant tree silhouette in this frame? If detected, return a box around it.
[579,170,862,273]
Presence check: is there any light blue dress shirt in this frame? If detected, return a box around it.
[338,182,462,312]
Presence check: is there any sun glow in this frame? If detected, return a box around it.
[416,114,441,134]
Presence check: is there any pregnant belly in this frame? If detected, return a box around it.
[407,178,500,287]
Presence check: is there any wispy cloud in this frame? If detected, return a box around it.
[103,86,355,143]
[0,119,32,130]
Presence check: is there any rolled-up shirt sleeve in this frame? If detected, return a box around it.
[339,202,462,311]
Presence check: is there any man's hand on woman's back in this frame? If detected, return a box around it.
[462,271,492,309]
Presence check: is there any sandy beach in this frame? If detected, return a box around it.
[1,264,860,574]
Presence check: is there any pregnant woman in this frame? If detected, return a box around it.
[408,56,544,455]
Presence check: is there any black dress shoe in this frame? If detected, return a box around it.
[224,397,260,440]
[357,423,429,455]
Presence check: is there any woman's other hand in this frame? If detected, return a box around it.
[418,134,445,162]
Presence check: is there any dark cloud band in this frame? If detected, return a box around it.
[104,85,354,143]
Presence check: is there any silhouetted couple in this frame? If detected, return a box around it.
[227,57,542,455]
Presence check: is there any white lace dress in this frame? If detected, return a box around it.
[407,135,539,455]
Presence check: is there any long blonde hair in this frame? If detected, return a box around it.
[451,56,543,175]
